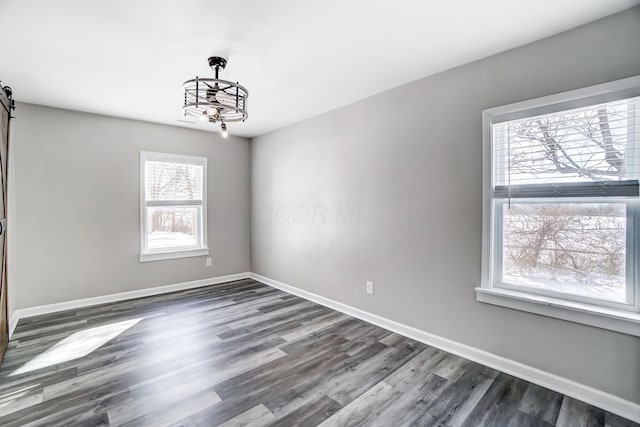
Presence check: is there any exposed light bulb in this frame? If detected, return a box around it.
[221,122,228,139]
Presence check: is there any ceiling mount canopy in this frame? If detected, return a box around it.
[182,56,249,138]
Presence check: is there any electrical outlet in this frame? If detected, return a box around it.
[366,281,374,295]
[206,258,212,267]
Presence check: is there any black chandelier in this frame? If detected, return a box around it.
[182,56,249,138]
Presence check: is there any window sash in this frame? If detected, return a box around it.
[145,199,203,207]
[492,197,638,311]
[493,181,640,199]
[143,205,204,254]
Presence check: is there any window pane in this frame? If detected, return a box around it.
[493,97,640,186]
[147,206,199,249]
[145,161,203,201]
[502,203,627,303]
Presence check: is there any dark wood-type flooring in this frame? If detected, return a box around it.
[0,278,637,426]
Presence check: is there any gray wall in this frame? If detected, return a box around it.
[251,8,640,403]
[8,103,251,317]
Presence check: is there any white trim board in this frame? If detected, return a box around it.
[8,272,251,339]
[475,287,640,337]
[249,272,640,423]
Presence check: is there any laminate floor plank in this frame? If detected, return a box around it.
[460,372,532,426]
[361,373,448,426]
[403,363,498,426]
[556,397,607,427]
[269,395,341,427]
[0,278,635,426]
[217,404,275,427]
[519,382,565,425]
[317,381,402,427]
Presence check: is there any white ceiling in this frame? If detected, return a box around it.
[1,0,638,138]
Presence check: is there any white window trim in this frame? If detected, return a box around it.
[477,75,640,337]
[139,151,209,262]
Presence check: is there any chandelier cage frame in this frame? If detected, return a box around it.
[182,56,249,125]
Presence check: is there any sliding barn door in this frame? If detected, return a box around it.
[0,85,12,363]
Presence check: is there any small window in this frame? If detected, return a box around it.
[140,151,208,262]
[478,76,640,336]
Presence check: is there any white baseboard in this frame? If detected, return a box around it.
[8,272,251,339]
[249,272,640,423]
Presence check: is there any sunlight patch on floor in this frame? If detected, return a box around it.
[0,383,39,404]
[10,318,143,376]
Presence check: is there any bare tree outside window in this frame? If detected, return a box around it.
[503,203,626,301]
[503,101,633,184]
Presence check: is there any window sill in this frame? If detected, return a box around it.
[139,248,209,263]
[475,287,640,337]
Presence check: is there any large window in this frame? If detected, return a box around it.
[478,76,640,336]
[140,151,208,262]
